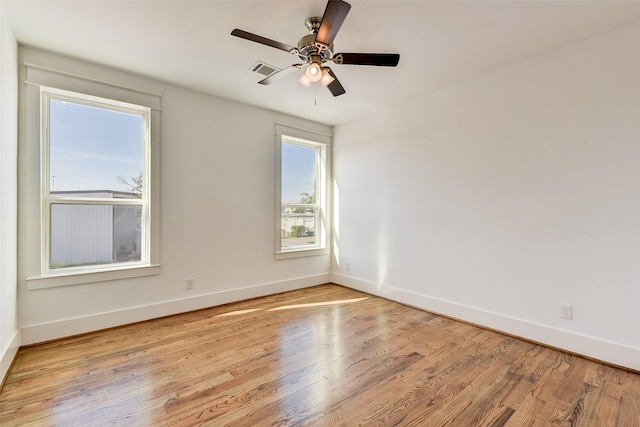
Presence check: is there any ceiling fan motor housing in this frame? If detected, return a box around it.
[297,32,333,62]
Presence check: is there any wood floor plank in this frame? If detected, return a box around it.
[1,284,639,426]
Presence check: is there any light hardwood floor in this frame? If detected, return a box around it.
[1,284,639,426]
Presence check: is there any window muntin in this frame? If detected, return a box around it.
[277,134,329,256]
[42,88,151,274]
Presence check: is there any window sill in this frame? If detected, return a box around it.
[26,264,161,290]
[275,248,329,260]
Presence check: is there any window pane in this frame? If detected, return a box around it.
[50,204,142,269]
[281,205,317,249]
[281,142,317,205]
[49,99,143,196]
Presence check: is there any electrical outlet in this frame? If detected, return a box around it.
[185,278,194,290]
[345,262,350,271]
[560,304,573,320]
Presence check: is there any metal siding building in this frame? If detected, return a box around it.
[50,191,141,268]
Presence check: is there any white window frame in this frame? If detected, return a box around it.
[21,63,161,290]
[275,124,331,259]
[42,88,151,275]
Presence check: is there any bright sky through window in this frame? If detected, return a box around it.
[281,142,316,204]
[49,99,143,193]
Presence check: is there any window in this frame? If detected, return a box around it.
[43,88,150,273]
[276,125,330,258]
[21,62,161,289]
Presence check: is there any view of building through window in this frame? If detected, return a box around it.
[45,92,148,270]
[280,140,319,250]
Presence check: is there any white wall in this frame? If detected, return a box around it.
[17,47,332,344]
[0,2,20,381]
[332,22,640,370]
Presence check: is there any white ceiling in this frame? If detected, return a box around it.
[5,1,640,126]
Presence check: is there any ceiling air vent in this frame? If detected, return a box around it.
[250,61,279,77]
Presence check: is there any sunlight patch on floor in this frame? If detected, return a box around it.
[214,308,264,317]
[267,297,368,311]
[213,297,368,317]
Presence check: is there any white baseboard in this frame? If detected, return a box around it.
[20,273,330,346]
[1,329,20,386]
[331,273,640,372]
[17,272,639,372]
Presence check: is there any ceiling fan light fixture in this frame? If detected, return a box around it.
[320,68,335,87]
[298,73,312,88]
[305,62,323,82]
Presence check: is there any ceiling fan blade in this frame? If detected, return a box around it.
[324,67,346,97]
[258,64,303,85]
[231,29,297,53]
[335,53,400,67]
[315,0,351,47]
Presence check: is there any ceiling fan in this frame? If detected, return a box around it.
[231,0,400,97]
